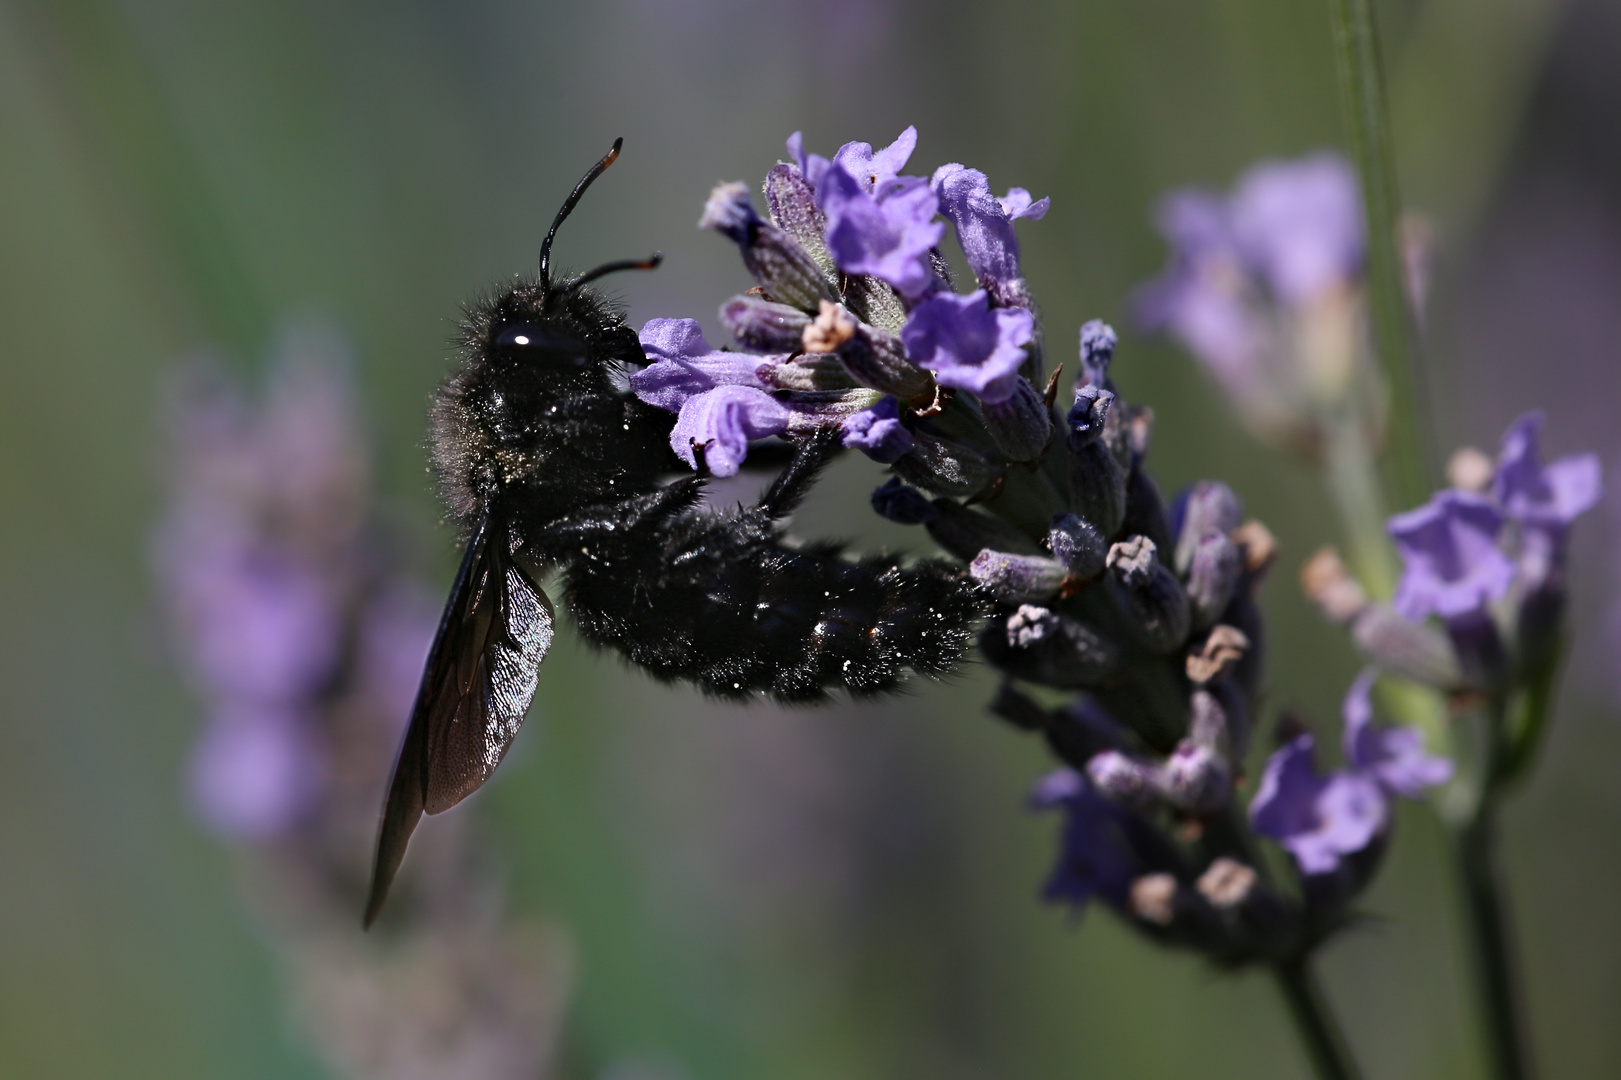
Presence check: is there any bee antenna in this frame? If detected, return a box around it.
[554,252,663,300]
[539,137,624,289]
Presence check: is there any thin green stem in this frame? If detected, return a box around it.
[1321,411,1398,600]
[1273,959,1365,1080]
[1455,804,1531,1080]
[1449,696,1533,1080]
[1327,0,1433,509]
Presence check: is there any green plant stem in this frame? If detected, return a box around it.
[1455,804,1530,1080]
[1273,959,1365,1080]
[1449,695,1533,1080]
[1327,0,1433,510]
[1321,412,1398,600]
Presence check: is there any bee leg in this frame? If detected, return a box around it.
[757,425,844,519]
[528,479,705,553]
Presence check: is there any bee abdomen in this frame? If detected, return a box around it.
[566,543,981,702]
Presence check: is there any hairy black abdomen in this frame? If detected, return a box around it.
[565,536,981,702]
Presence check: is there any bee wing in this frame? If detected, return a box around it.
[364,511,554,926]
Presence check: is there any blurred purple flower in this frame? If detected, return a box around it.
[1492,410,1602,533]
[1250,733,1387,876]
[188,703,325,838]
[1031,769,1137,909]
[176,553,340,704]
[1389,490,1515,621]
[900,289,1034,402]
[1134,153,1369,447]
[1341,669,1452,797]
[1228,154,1364,305]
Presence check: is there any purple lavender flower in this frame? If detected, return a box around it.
[932,163,1049,292]
[1492,411,1602,533]
[631,318,773,411]
[900,289,1034,402]
[1031,769,1137,909]
[818,164,944,301]
[1228,153,1364,305]
[1389,490,1515,621]
[631,318,800,476]
[1250,733,1387,876]
[830,126,918,192]
[670,385,794,476]
[1341,670,1452,797]
[840,395,914,462]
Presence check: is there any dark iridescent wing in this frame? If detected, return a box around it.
[364,511,554,926]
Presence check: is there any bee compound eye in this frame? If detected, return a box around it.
[495,324,548,349]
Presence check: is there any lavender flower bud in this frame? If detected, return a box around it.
[982,378,1053,462]
[1184,531,1242,630]
[1301,547,1368,623]
[756,354,858,392]
[870,477,940,524]
[1045,697,1131,766]
[1079,319,1117,390]
[892,428,999,499]
[926,500,1042,561]
[1154,740,1231,814]
[1173,481,1242,574]
[764,162,835,277]
[982,604,1123,688]
[1122,466,1175,555]
[1349,604,1463,689]
[970,549,1067,602]
[1049,513,1107,580]
[1196,858,1258,909]
[1106,536,1191,654]
[719,295,811,352]
[1186,625,1250,685]
[1189,685,1250,762]
[1067,386,1127,536]
[989,680,1049,731]
[701,182,835,313]
[1087,750,1157,808]
[804,301,933,401]
[1232,520,1278,580]
[1128,874,1178,925]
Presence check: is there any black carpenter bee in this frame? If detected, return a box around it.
[365,139,980,925]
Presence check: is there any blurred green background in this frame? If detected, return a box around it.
[2,0,1618,1076]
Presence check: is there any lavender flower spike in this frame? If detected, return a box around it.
[900,289,1034,402]
[1250,733,1387,875]
[1342,669,1452,798]
[1388,490,1515,621]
